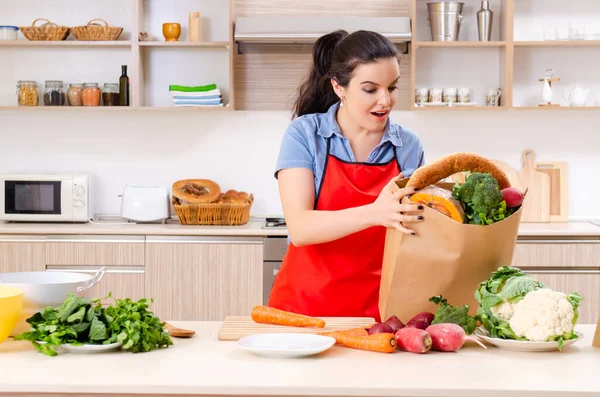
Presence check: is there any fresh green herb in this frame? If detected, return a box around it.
[14,292,172,356]
[429,295,477,335]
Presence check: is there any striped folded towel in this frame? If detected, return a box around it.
[172,94,221,101]
[170,89,221,97]
[174,103,224,107]
[169,84,217,93]
[173,99,223,106]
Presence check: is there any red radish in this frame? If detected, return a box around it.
[501,187,525,208]
[406,320,429,330]
[426,323,487,352]
[394,327,432,354]
[368,322,394,335]
[407,312,435,326]
[384,315,405,333]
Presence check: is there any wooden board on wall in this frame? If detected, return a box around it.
[233,0,412,111]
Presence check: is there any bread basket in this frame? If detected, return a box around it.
[19,18,70,41]
[171,179,253,226]
[70,18,123,41]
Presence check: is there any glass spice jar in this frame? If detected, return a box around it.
[16,81,39,106]
[102,83,120,106]
[81,83,101,106]
[43,80,66,106]
[67,83,83,106]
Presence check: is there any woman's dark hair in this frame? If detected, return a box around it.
[292,30,399,119]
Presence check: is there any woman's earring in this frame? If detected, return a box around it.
[340,97,345,107]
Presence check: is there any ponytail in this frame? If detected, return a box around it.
[292,29,399,119]
[292,30,348,119]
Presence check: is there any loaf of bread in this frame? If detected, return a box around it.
[407,152,511,190]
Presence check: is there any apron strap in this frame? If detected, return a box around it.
[314,137,332,209]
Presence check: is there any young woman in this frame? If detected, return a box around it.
[267,30,426,321]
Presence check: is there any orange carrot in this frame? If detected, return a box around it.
[318,327,369,338]
[251,306,326,328]
[328,332,397,353]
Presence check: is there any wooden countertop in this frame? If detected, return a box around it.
[0,219,599,238]
[0,322,598,397]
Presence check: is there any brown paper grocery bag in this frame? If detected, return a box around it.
[379,178,522,322]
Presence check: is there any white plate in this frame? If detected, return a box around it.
[473,327,583,352]
[37,341,122,354]
[237,333,336,358]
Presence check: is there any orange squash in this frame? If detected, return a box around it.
[410,186,465,223]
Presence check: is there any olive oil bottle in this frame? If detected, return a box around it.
[119,65,130,106]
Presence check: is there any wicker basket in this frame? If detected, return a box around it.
[20,18,70,41]
[173,194,254,226]
[70,18,123,41]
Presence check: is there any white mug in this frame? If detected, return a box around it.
[443,88,457,103]
[485,89,502,106]
[429,88,443,104]
[415,88,429,104]
[458,88,471,103]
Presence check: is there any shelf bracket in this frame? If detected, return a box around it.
[236,41,244,55]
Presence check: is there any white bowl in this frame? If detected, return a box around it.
[0,267,106,336]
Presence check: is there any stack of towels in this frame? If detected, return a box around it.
[169,84,224,107]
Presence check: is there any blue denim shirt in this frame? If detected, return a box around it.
[275,102,426,197]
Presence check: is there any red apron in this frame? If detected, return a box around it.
[268,138,401,322]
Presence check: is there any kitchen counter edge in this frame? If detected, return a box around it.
[0,220,599,238]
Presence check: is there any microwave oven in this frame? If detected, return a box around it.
[0,174,92,223]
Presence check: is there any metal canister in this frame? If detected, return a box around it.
[427,2,464,41]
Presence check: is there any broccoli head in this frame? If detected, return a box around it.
[452,172,504,224]
[429,295,477,335]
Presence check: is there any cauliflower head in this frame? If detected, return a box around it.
[475,266,583,346]
[489,299,515,321]
[508,288,576,342]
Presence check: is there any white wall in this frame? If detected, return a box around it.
[1,108,599,221]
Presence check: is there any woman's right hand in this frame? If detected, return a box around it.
[369,176,424,235]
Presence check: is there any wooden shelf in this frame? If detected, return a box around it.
[413,105,509,110]
[0,40,132,47]
[0,105,229,111]
[515,40,600,48]
[139,41,230,48]
[136,106,230,111]
[0,106,134,110]
[513,106,600,110]
[415,41,507,49]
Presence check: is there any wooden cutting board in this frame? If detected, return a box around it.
[518,150,551,223]
[593,316,600,348]
[490,159,522,190]
[218,316,376,341]
[534,160,568,222]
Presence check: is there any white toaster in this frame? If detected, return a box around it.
[120,185,170,222]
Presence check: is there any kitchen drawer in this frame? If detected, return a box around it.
[45,235,144,267]
[522,269,600,324]
[46,265,146,303]
[0,235,46,272]
[513,238,600,268]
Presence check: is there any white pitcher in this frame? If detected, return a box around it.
[563,84,589,107]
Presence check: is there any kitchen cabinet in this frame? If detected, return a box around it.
[45,235,145,267]
[512,238,600,268]
[44,235,146,303]
[522,269,600,324]
[0,236,46,273]
[145,236,263,321]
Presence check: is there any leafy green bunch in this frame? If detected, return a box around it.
[14,293,172,356]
